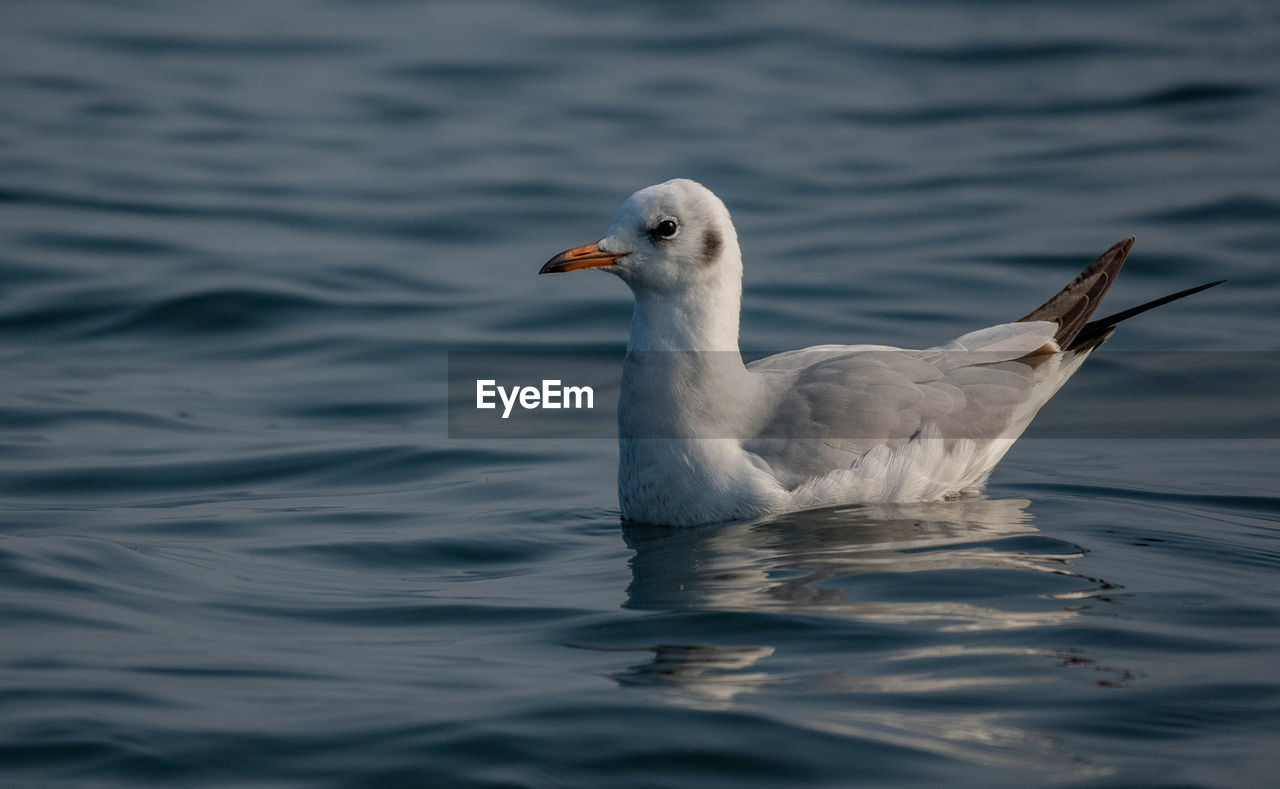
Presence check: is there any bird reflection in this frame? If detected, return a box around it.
[578,643,776,709]
[622,497,1108,625]
[585,498,1123,777]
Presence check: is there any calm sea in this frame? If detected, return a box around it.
[2,1,1279,786]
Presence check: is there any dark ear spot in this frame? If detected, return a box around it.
[701,228,723,265]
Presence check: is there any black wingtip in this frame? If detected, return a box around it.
[1067,278,1225,351]
[1017,237,1135,347]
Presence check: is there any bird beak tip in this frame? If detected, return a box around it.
[540,242,626,275]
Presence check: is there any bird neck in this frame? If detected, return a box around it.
[620,280,755,439]
[627,280,743,354]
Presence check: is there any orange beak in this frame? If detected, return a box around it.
[540,242,627,274]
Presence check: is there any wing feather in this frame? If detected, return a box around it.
[744,321,1063,487]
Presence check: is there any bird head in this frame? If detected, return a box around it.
[541,179,741,296]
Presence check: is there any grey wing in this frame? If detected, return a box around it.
[744,322,1062,487]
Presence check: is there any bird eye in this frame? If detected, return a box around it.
[650,218,679,240]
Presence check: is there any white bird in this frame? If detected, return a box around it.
[541,179,1221,526]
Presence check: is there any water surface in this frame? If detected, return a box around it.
[2,1,1279,786]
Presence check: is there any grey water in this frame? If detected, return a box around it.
[3,1,1280,786]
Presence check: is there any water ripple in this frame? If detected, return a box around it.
[70,32,364,58]
[2,1,1279,786]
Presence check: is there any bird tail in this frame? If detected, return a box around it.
[1016,237,1223,352]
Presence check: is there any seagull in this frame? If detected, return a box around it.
[541,179,1222,526]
